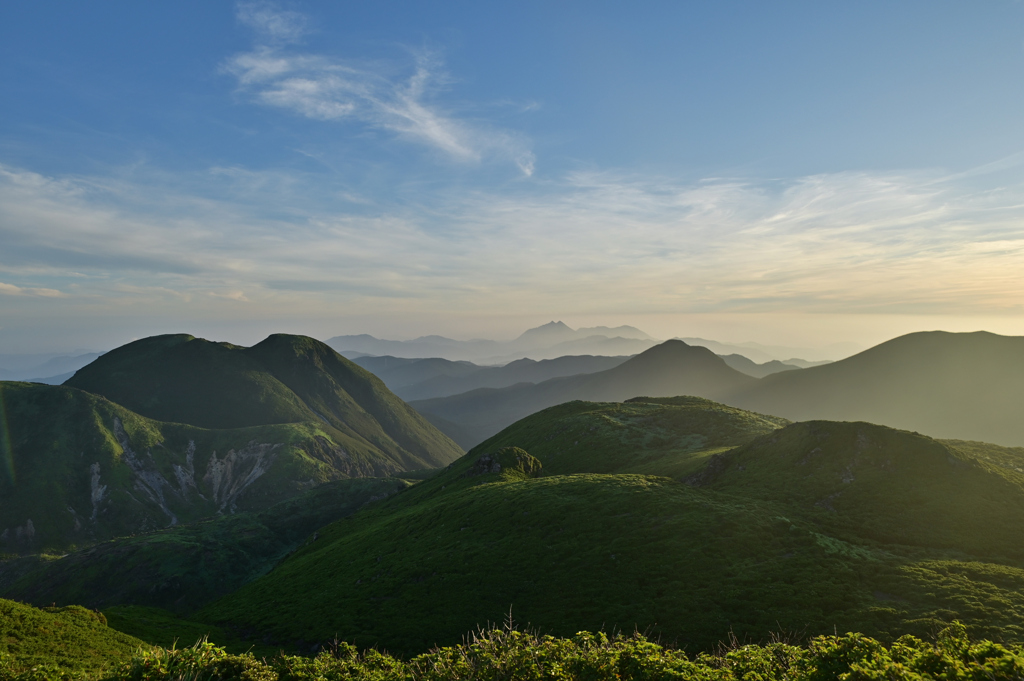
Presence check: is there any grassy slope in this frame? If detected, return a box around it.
[725,331,1024,446]
[0,477,410,614]
[66,333,463,472]
[467,396,788,478]
[699,421,1024,559]
[411,340,757,448]
[200,402,1024,657]
[0,599,147,673]
[0,381,425,552]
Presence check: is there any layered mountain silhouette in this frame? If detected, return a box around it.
[411,340,756,448]
[412,331,1024,449]
[355,354,632,401]
[328,321,659,363]
[0,334,461,552]
[65,334,460,465]
[328,322,845,364]
[725,331,1024,446]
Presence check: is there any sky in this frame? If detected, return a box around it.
[2,1,1024,356]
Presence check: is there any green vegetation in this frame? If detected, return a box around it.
[6,617,1024,681]
[412,340,757,448]
[469,396,787,477]
[0,382,416,553]
[0,477,409,614]
[194,402,1024,657]
[700,420,1024,558]
[0,334,461,552]
[0,598,147,674]
[727,330,1024,446]
[65,334,462,470]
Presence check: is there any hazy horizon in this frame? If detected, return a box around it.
[3,2,1024,355]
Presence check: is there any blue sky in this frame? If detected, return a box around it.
[2,1,1024,354]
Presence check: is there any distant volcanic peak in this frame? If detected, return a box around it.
[517,321,573,337]
[627,338,713,362]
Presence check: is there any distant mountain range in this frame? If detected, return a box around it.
[411,340,757,447]
[327,321,850,364]
[355,351,803,403]
[0,334,462,553]
[0,352,104,382]
[727,330,1024,445]
[6,329,1024,659]
[412,331,1024,449]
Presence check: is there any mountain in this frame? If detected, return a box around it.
[355,354,631,401]
[24,370,76,385]
[326,322,659,363]
[0,599,146,674]
[511,321,655,347]
[65,333,462,467]
[411,340,758,448]
[697,420,1024,557]
[678,337,856,363]
[0,381,449,553]
[0,477,409,613]
[198,404,1024,655]
[0,352,104,381]
[725,331,1024,446]
[718,354,802,378]
[0,335,460,552]
[463,396,788,477]
[325,333,501,362]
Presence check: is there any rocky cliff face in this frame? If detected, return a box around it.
[0,382,407,553]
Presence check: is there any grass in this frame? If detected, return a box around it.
[64,333,462,471]
[0,598,147,674]
[468,396,787,478]
[1,477,411,616]
[1,333,466,553]
[11,392,1024,668]
[194,401,1024,657]
[6,615,1024,681]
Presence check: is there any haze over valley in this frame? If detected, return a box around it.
[3,2,1024,678]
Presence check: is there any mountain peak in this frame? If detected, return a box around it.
[514,321,577,344]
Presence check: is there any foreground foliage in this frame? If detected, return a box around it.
[0,599,147,675]
[4,623,1024,681]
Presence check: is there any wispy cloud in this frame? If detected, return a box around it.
[236,1,308,44]
[0,281,63,297]
[2,161,1023,324]
[225,3,536,175]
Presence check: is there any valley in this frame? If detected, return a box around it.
[3,327,1024,678]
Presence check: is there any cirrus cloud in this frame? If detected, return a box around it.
[225,3,536,176]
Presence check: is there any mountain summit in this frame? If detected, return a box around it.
[65,334,461,469]
[0,334,463,552]
[411,339,756,447]
[725,331,1024,446]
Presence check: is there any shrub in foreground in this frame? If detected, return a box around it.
[5,623,1024,681]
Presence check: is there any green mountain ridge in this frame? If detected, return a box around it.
[0,477,410,614]
[411,332,1024,449]
[0,334,461,552]
[411,340,756,448]
[65,333,462,470]
[197,398,1024,656]
[726,330,1024,446]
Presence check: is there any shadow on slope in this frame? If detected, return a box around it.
[198,401,1024,656]
[411,340,756,448]
[65,333,463,471]
[725,331,1024,446]
[0,477,409,614]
